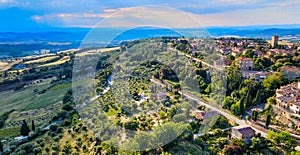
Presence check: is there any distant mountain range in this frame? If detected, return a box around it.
[207,28,300,40]
[0,26,300,59]
[1,25,300,42]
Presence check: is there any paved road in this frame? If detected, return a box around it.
[150,78,269,137]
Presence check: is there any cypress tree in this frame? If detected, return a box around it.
[239,97,245,115]
[252,110,258,121]
[253,89,261,106]
[31,120,35,132]
[0,140,3,152]
[251,110,255,121]
[20,120,30,136]
[266,114,271,127]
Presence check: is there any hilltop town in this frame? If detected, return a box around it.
[0,36,300,155]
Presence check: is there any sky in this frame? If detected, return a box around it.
[1,0,300,31]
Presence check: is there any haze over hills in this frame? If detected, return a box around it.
[0,25,300,59]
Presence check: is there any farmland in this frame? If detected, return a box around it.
[0,59,22,72]
[24,55,59,64]
[0,83,68,115]
[75,47,121,57]
[38,56,70,67]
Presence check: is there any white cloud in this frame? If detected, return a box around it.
[190,5,300,26]
[29,2,300,28]
[0,0,13,3]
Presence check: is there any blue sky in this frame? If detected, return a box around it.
[1,0,300,31]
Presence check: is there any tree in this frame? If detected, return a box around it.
[50,124,58,132]
[267,97,276,105]
[222,139,245,155]
[62,143,72,154]
[263,73,288,97]
[31,120,35,132]
[226,64,243,95]
[0,140,3,152]
[33,147,42,155]
[222,96,234,109]
[212,116,231,129]
[267,131,297,150]
[250,137,262,150]
[230,103,240,116]
[252,89,261,105]
[246,116,250,121]
[265,114,271,127]
[239,98,245,115]
[252,110,258,121]
[204,84,211,94]
[20,120,30,136]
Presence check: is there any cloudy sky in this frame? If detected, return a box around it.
[1,0,300,31]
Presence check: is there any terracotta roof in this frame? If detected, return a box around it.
[235,57,252,61]
[276,96,292,103]
[232,126,255,135]
[280,66,300,73]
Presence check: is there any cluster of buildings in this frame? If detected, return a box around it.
[276,82,300,115]
[214,36,298,58]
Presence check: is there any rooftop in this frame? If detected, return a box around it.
[235,57,252,61]
[232,125,255,135]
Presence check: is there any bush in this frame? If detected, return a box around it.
[57,127,63,133]
[58,133,63,138]
[39,141,44,147]
[51,150,58,155]
[53,136,60,141]
[50,124,58,132]
[51,143,58,151]
[82,144,88,152]
[33,147,42,155]
[17,150,26,155]
[21,143,33,153]
[76,141,82,147]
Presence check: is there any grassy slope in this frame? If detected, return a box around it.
[0,83,70,115]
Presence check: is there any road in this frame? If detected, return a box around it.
[168,47,223,71]
[150,78,269,137]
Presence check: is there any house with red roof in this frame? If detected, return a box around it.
[231,125,255,144]
[235,57,254,71]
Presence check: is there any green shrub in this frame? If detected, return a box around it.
[49,124,58,132]
[33,147,42,155]
[51,150,58,155]
[51,143,58,151]
[17,150,26,155]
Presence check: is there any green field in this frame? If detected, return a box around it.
[0,126,20,139]
[0,83,70,115]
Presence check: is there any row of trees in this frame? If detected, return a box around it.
[20,120,35,136]
[223,62,288,116]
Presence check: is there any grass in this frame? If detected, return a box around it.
[49,83,72,91]
[24,55,59,64]
[0,83,69,139]
[75,47,121,57]
[106,106,121,116]
[0,83,69,115]
[0,126,21,139]
[38,56,70,67]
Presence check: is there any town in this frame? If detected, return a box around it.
[0,35,300,155]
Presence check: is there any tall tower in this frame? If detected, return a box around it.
[271,35,279,48]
